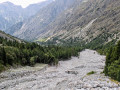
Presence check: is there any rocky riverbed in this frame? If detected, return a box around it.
[0,49,120,90]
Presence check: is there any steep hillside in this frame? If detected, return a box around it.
[13,0,80,41]
[11,0,120,46]
[6,22,23,35]
[39,0,120,46]
[24,0,53,18]
[0,30,23,43]
[0,16,9,30]
[0,2,23,31]
[0,0,53,31]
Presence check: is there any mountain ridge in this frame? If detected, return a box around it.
[0,0,53,31]
[7,0,120,47]
[37,0,120,45]
[12,0,81,41]
[0,30,24,43]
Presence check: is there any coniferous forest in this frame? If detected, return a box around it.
[0,37,82,72]
[104,41,120,81]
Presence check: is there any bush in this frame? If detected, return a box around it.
[22,58,27,65]
[0,63,5,72]
[87,71,96,75]
[30,57,37,66]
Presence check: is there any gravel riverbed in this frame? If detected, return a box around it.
[0,49,120,90]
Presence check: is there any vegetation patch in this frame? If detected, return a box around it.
[35,38,48,42]
[110,78,119,85]
[87,71,96,75]
[0,63,5,72]
[104,41,120,82]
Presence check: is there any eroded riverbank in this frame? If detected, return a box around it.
[0,49,120,90]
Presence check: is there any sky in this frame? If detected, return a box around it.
[0,0,46,8]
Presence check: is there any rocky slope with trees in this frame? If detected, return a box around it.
[9,0,120,46]
[0,30,82,72]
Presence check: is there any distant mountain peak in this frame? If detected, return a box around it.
[2,1,14,5]
[0,0,53,32]
[0,1,22,8]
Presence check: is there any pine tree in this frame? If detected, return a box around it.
[2,47,6,65]
[117,70,120,81]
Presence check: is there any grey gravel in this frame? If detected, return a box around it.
[0,49,120,90]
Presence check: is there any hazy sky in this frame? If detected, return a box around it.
[0,0,46,8]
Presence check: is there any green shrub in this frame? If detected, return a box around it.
[0,63,5,72]
[30,57,36,66]
[87,71,96,75]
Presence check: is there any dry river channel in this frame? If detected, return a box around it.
[0,49,120,90]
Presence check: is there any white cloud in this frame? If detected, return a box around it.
[0,0,46,8]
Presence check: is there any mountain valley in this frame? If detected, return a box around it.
[0,0,120,89]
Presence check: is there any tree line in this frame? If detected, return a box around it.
[0,37,82,72]
[104,41,120,81]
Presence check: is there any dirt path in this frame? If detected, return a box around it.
[0,49,120,90]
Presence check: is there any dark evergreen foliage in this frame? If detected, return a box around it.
[104,41,120,81]
[0,37,82,72]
